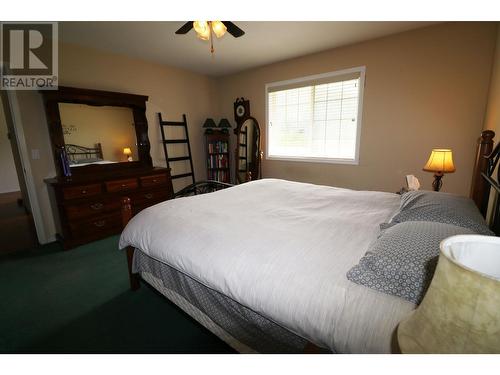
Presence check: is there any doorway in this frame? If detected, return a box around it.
[0,91,38,254]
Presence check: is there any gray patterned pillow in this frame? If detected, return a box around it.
[346,221,475,304]
[390,190,493,235]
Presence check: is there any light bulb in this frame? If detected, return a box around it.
[211,21,227,38]
[193,21,208,34]
[193,21,210,40]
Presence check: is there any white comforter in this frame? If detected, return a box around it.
[119,179,415,353]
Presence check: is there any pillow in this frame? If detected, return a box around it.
[346,221,475,304]
[390,190,493,236]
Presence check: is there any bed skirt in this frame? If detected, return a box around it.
[133,249,319,353]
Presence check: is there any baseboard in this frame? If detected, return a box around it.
[0,189,22,195]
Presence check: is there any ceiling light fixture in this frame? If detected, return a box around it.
[175,21,244,55]
[192,21,228,54]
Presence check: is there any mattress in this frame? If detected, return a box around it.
[134,249,310,353]
[120,178,415,353]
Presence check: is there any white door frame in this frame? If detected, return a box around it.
[2,86,49,244]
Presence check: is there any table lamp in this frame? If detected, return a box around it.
[398,235,500,353]
[203,118,217,134]
[423,149,455,191]
[123,147,133,162]
[218,118,232,134]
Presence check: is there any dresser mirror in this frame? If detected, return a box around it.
[59,103,138,167]
[42,86,152,177]
[235,117,261,183]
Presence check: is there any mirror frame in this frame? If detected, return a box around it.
[41,86,152,177]
[234,116,261,183]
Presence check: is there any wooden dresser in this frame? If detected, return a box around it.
[46,167,173,249]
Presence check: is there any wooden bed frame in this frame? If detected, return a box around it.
[470,130,500,235]
[119,129,500,353]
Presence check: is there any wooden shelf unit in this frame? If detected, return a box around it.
[206,131,230,183]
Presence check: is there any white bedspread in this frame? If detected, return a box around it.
[70,160,117,167]
[119,179,415,353]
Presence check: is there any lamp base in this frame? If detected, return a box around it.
[432,172,443,192]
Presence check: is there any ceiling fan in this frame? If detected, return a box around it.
[175,21,245,54]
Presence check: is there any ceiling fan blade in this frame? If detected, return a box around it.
[223,22,245,38]
[175,22,193,34]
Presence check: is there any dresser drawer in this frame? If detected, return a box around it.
[140,174,168,188]
[64,198,121,220]
[105,178,138,193]
[69,212,122,239]
[130,188,170,208]
[62,184,102,200]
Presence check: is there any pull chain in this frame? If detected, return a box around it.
[210,23,215,57]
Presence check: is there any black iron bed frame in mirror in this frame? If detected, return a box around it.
[64,143,103,165]
[41,86,152,177]
[471,130,500,235]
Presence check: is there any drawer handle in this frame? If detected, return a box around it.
[81,189,87,194]
[121,184,127,188]
[90,203,104,210]
[144,193,153,199]
[152,179,158,183]
[94,220,106,227]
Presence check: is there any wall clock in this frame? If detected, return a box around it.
[233,97,250,125]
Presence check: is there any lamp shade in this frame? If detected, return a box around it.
[123,147,132,156]
[211,21,227,38]
[193,21,210,40]
[398,235,500,353]
[202,118,217,128]
[423,149,456,173]
[218,118,232,128]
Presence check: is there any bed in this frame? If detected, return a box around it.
[118,130,500,354]
[64,143,117,167]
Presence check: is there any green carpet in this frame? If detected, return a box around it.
[0,236,234,353]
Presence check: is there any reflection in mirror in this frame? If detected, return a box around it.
[58,103,137,167]
[237,118,260,183]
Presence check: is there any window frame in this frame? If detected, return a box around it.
[265,66,366,165]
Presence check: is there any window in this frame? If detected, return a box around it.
[266,66,365,164]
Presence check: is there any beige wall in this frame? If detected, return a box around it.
[483,24,500,134]
[16,42,218,241]
[59,42,218,186]
[217,22,498,196]
[0,102,20,193]
[13,22,499,243]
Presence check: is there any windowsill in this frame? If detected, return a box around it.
[266,155,359,165]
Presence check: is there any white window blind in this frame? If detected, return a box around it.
[266,67,365,164]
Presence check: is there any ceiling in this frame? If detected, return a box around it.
[60,22,438,77]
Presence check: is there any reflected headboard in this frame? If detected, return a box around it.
[470,130,500,235]
[64,143,103,164]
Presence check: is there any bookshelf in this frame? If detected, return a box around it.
[205,130,230,183]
